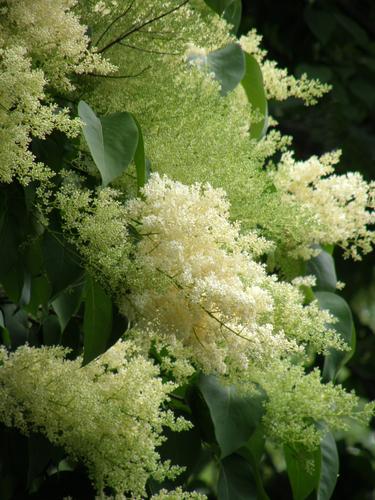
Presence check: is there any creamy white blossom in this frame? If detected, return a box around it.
[0,342,189,496]
[272,151,375,259]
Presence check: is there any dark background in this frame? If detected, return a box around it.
[240,1,375,497]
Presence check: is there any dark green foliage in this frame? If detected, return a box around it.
[196,374,265,458]
[218,454,258,500]
[0,1,373,498]
[241,1,375,497]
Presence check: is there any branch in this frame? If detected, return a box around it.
[98,0,190,54]
[118,41,180,56]
[155,267,253,344]
[87,66,150,79]
[95,0,135,47]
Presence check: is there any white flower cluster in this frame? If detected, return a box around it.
[0,45,79,184]
[252,359,374,449]
[0,0,114,184]
[123,174,342,376]
[2,0,114,91]
[78,0,372,261]
[272,151,375,259]
[0,341,189,496]
[96,487,207,500]
[239,30,331,105]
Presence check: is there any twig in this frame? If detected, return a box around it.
[155,267,253,344]
[98,0,189,54]
[87,66,150,79]
[118,41,180,56]
[95,0,135,47]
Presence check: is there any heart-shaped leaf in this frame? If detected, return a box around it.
[78,101,139,187]
[198,374,265,458]
[187,43,245,96]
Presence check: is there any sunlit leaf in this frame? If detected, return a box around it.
[78,100,139,187]
[187,43,245,96]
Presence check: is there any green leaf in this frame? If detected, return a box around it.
[0,189,27,303]
[105,306,128,353]
[304,8,335,45]
[321,244,334,255]
[24,236,51,315]
[222,1,242,34]
[198,374,265,458]
[204,0,231,13]
[335,13,368,47]
[209,43,245,96]
[187,43,245,96]
[83,275,113,364]
[204,0,242,34]
[284,445,321,500]
[42,232,83,300]
[0,310,11,348]
[27,434,64,489]
[78,100,139,187]
[30,132,72,174]
[285,432,339,500]
[42,315,61,346]
[315,291,355,381]
[218,454,257,500]
[317,431,339,500]
[132,116,149,192]
[238,428,269,500]
[25,276,51,317]
[52,284,83,333]
[241,53,268,139]
[155,422,202,489]
[186,383,217,444]
[19,271,32,307]
[1,304,29,348]
[0,428,28,498]
[306,248,337,292]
